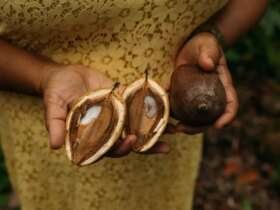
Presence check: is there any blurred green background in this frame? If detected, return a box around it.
[0,152,10,209]
[196,1,280,209]
[0,1,279,210]
[226,0,280,81]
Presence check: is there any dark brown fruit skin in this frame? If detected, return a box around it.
[170,65,226,126]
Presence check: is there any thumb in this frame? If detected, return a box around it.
[44,95,67,149]
[198,42,221,71]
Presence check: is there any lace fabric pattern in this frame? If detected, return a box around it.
[0,0,227,209]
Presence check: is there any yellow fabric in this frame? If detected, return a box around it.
[0,0,227,210]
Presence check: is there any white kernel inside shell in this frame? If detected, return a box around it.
[144,95,158,118]
[80,105,102,125]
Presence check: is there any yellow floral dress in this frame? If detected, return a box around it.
[0,0,227,210]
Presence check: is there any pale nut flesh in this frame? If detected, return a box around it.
[65,88,125,166]
[122,77,170,152]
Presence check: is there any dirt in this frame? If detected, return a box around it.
[193,79,280,210]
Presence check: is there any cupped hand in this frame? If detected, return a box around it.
[167,32,239,134]
[41,64,169,159]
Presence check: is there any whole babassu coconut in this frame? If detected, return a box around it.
[170,64,226,126]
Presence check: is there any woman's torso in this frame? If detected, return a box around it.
[0,0,227,84]
[0,1,227,210]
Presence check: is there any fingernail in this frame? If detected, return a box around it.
[176,125,185,133]
[206,57,214,67]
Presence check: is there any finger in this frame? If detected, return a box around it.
[214,85,238,129]
[175,42,200,68]
[140,141,170,154]
[107,135,137,158]
[164,123,178,134]
[175,123,208,134]
[83,135,136,163]
[214,64,239,129]
[217,57,233,84]
[198,43,221,71]
[44,94,67,149]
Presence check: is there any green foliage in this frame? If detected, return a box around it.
[271,162,280,193]
[0,150,11,207]
[241,199,253,210]
[227,0,280,81]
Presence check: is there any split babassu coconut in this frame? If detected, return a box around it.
[65,85,125,166]
[65,71,170,166]
[122,72,170,152]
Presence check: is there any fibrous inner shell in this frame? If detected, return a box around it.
[125,84,164,151]
[68,97,118,165]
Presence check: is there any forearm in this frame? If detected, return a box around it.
[0,39,53,94]
[215,0,268,46]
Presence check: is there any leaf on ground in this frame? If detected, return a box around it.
[241,199,253,210]
[0,193,9,207]
[223,158,242,177]
[238,169,260,185]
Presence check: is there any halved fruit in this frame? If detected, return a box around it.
[65,87,125,166]
[122,73,169,152]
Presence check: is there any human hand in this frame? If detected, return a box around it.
[167,32,239,134]
[41,64,169,159]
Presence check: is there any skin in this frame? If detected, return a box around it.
[0,0,268,159]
